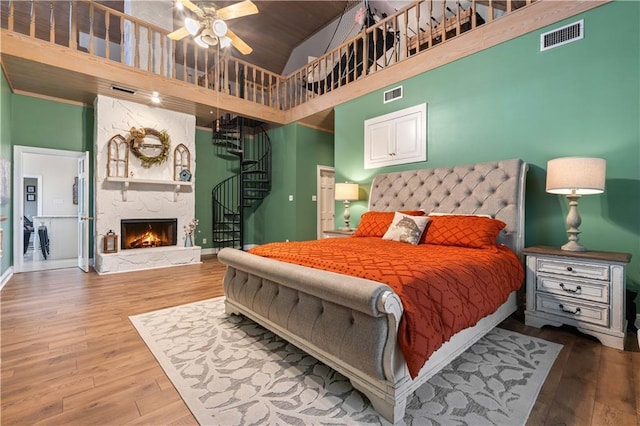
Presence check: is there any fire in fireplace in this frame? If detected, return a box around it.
[121,218,177,249]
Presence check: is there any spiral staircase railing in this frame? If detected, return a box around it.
[211,115,271,250]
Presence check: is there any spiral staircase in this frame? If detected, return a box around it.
[211,115,272,250]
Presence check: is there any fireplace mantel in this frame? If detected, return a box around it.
[105,176,193,202]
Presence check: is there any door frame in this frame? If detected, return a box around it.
[316,165,335,239]
[13,146,88,273]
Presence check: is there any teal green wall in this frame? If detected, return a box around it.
[295,125,335,241]
[9,95,96,262]
[335,2,640,296]
[194,127,237,248]
[246,123,334,245]
[1,69,12,277]
[11,96,93,151]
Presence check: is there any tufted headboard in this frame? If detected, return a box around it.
[368,159,528,256]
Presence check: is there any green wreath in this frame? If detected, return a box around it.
[128,127,170,168]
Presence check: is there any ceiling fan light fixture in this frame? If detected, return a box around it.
[200,29,219,47]
[220,36,232,49]
[194,35,209,48]
[185,17,200,36]
[212,19,228,37]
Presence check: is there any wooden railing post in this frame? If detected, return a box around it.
[49,1,55,43]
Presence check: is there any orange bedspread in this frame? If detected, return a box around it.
[249,237,524,378]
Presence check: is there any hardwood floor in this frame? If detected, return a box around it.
[1,256,638,425]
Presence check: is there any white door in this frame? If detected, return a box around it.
[317,166,335,239]
[77,152,90,272]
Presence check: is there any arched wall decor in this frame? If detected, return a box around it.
[174,144,191,181]
[107,134,129,177]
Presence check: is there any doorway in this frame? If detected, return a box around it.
[13,146,89,273]
[317,166,335,239]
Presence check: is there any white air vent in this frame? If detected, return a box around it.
[540,20,584,51]
[383,86,403,103]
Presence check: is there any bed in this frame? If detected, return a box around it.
[218,158,528,423]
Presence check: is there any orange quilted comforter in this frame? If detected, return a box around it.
[249,238,524,378]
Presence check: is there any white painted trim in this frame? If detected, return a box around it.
[13,146,87,273]
[636,314,640,330]
[0,266,14,291]
[316,165,335,240]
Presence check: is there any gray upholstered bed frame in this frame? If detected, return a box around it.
[218,158,527,423]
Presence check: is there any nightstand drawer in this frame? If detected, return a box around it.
[536,275,609,304]
[536,293,609,327]
[537,258,609,281]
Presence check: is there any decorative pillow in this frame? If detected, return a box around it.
[354,210,424,238]
[422,215,506,248]
[382,212,430,245]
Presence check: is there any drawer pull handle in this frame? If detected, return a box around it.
[566,266,573,272]
[559,304,581,315]
[559,283,581,293]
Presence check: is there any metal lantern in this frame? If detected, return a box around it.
[103,229,118,254]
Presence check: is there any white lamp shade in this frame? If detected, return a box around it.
[194,35,209,48]
[212,19,228,37]
[335,183,359,201]
[185,17,200,36]
[546,157,606,195]
[220,35,232,49]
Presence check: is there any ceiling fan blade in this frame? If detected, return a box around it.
[167,26,191,40]
[227,29,253,55]
[179,0,205,17]
[216,0,258,20]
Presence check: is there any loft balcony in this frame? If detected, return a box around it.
[0,0,604,131]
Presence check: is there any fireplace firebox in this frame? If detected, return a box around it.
[121,218,177,249]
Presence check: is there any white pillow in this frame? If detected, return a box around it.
[382,212,430,245]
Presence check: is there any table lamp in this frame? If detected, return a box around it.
[335,182,359,230]
[546,157,606,251]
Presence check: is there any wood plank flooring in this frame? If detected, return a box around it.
[1,255,638,425]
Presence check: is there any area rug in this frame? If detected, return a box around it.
[130,297,562,425]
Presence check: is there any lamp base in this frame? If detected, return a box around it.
[561,240,587,252]
[561,194,587,252]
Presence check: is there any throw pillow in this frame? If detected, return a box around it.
[354,210,424,238]
[382,212,430,245]
[422,215,506,248]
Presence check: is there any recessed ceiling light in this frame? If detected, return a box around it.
[151,91,161,104]
[175,1,184,11]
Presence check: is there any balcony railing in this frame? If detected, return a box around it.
[0,0,533,114]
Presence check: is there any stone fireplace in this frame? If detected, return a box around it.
[93,95,200,274]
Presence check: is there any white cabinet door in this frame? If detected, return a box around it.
[364,103,426,169]
[367,121,395,164]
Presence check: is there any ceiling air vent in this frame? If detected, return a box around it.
[540,20,584,51]
[111,84,136,95]
[383,86,403,103]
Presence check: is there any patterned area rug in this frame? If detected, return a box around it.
[130,297,562,425]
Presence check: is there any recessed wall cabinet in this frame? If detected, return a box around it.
[364,103,427,169]
[524,246,631,349]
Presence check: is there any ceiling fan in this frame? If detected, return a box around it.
[168,0,258,55]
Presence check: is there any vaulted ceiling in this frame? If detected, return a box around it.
[183,1,355,73]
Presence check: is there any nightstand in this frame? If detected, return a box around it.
[524,246,631,350]
[322,229,355,239]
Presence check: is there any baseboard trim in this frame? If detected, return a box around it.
[0,267,14,291]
